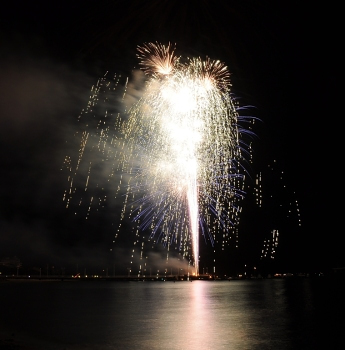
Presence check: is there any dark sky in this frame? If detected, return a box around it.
[0,1,341,276]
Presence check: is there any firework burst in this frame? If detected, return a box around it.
[62,43,254,276]
[136,41,179,77]
[117,43,251,275]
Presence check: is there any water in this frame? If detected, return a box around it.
[1,277,344,349]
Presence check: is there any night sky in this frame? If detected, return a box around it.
[0,1,341,276]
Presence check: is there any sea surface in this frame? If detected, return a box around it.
[0,277,344,349]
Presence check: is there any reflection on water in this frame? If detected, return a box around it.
[0,278,344,349]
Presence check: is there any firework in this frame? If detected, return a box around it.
[118,43,249,275]
[62,43,253,276]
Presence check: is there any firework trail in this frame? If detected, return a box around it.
[62,42,254,276]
